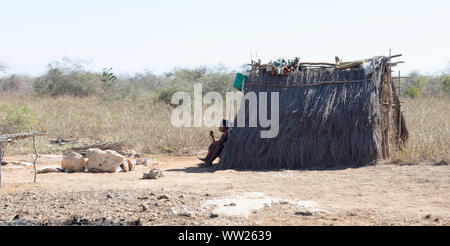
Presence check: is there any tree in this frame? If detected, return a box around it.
[0,75,32,94]
[443,62,450,94]
[100,68,130,100]
[100,67,117,96]
[33,59,100,97]
[442,74,450,94]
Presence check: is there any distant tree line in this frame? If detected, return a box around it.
[0,58,236,103]
[0,58,449,101]
[399,65,450,98]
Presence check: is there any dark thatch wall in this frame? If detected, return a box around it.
[217,57,402,170]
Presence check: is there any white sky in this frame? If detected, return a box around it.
[1,0,449,76]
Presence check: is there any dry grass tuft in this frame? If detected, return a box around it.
[391,96,450,162]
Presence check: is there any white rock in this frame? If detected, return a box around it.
[61,151,86,172]
[180,209,193,217]
[86,149,126,173]
[143,168,165,179]
[128,159,135,171]
[120,160,129,172]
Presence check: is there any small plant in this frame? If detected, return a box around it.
[100,68,130,100]
[100,68,117,92]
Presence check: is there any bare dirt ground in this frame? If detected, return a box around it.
[0,154,449,226]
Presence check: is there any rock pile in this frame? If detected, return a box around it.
[60,149,136,173]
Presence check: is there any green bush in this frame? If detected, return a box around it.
[406,86,421,99]
[155,66,236,105]
[1,104,36,133]
[442,75,450,94]
[33,59,101,97]
[34,68,100,97]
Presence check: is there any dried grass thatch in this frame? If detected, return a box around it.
[217,56,408,170]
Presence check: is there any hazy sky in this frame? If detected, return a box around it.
[1,0,449,76]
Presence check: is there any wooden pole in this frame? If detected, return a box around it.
[388,61,405,66]
[299,62,335,66]
[387,65,393,159]
[388,54,402,59]
[379,64,386,158]
[33,136,38,183]
[384,49,392,159]
[0,132,44,186]
[397,71,402,148]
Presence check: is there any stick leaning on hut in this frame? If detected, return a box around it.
[0,131,45,187]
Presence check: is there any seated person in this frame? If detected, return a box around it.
[199,119,229,166]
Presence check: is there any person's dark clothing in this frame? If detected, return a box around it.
[218,132,228,144]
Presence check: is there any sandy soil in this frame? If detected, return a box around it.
[0,154,449,226]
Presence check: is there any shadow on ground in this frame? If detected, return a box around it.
[166,163,217,173]
[166,162,369,173]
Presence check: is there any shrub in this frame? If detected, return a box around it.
[0,75,32,94]
[406,86,421,99]
[155,66,236,105]
[127,72,162,90]
[157,86,182,105]
[0,104,36,133]
[33,59,101,97]
[442,75,450,94]
[34,68,100,97]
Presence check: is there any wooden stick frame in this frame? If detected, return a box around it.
[0,132,44,187]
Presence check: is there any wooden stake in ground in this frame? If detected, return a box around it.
[33,136,38,183]
[397,71,402,148]
[387,65,393,159]
[0,131,44,187]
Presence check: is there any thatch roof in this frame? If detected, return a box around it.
[217,56,408,170]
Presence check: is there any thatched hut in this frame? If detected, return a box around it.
[217,55,408,170]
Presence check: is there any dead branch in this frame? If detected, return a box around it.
[0,132,45,143]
